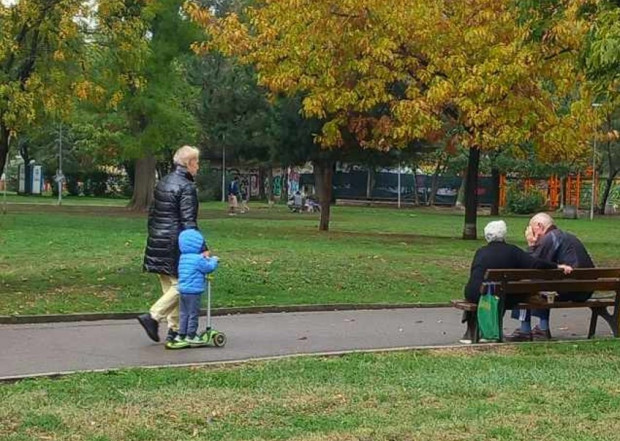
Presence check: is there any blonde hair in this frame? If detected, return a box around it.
[529,212,554,230]
[173,145,200,167]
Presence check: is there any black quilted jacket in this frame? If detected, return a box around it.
[143,166,199,276]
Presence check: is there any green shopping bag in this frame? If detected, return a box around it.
[477,283,500,341]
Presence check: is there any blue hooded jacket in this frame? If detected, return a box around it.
[178,229,219,295]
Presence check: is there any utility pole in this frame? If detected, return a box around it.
[221,142,226,203]
[57,123,63,206]
[590,103,602,220]
[397,163,402,209]
[2,134,10,215]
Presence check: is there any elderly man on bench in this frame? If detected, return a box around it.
[506,213,595,341]
[461,220,572,344]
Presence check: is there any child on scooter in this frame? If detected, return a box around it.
[166,229,219,349]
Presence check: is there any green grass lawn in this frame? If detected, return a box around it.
[2,341,620,440]
[1,194,128,206]
[1,202,619,316]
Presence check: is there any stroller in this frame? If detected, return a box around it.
[287,191,304,213]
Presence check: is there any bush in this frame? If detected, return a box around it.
[195,166,227,202]
[51,170,132,198]
[506,188,547,214]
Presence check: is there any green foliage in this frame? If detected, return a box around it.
[52,171,132,198]
[505,186,547,214]
[194,162,225,201]
[190,53,283,166]
[585,4,620,82]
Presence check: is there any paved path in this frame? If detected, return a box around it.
[0,308,611,380]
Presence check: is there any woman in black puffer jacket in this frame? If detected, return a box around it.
[138,145,204,344]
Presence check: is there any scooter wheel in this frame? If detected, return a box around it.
[213,332,227,347]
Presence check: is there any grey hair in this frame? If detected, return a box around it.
[529,212,554,230]
[173,145,200,167]
[484,220,507,243]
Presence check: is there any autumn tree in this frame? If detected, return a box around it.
[91,0,201,211]
[0,0,147,180]
[188,0,600,236]
[583,0,620,213]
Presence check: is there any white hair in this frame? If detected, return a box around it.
[484,220,507,243]
[173,145,200,167]
[529,212,554,230]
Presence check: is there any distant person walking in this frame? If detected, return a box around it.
[240,178,250,213]
[228,176,241,215]
[137,145,206,344]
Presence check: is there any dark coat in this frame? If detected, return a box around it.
[143,166,199,277]
[464,241,557,303]
[530,227,594,268]
[531,226,595,301]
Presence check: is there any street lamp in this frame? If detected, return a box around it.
[397,162,402,209]
[56,123,64,206]
[2,133,11,215]
[590,103,603,220]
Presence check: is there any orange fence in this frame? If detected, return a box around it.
[499,173,591,209]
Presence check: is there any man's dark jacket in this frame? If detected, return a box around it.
[530,226,595,301]
[530,227,594,268]
[143,166,199,277]
[464,241,557,303]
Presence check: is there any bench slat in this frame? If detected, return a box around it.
[485,268,620,281]
[514,300,615,309]
[451,300,478,311]
[503,280,620,294]
[451,298,615,311]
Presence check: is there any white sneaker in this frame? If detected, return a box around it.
[186,335,206,346]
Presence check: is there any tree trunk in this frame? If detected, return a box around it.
[0,124,10,180]
[462,146,480,240]
[127,154,157,211]
[600,134,619,214]
[19,139,33,194]
[258,166,266,200]
[412,167,420,205]
[490,167,500,216]
[427,161,442,206]
[366,167,374,199]
[282,167,289,202]
[313,159,334,231]
[266,167,274,204]
[599,171,619,215]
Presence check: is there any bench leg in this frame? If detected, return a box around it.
[588,306,618,338]
[461,311,479,343]
[613,291,620,338]
[588,307,600,339]
[596,307,618,338]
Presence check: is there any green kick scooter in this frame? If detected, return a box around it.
[166,274,226,349]
[199,274,227,347]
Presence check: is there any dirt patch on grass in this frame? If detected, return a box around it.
[428,345,520,358]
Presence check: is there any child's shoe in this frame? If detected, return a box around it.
[186,335,207,347]
[165,329,178,343]
[165,334,189,350]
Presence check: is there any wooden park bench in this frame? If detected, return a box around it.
[452,268,620,343]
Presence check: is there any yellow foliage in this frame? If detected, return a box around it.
[1,0,147,136]
[187,0,602,157]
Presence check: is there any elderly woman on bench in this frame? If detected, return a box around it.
[461,220,572,344]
